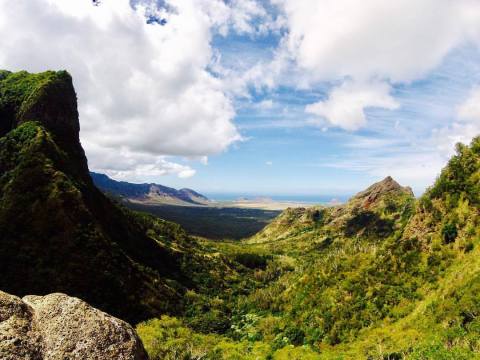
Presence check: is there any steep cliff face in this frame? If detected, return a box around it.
[0,290,147,359]
[0,70,229,324]
[0,70,88,179]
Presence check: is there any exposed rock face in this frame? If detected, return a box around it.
[351,176,414,210]
[0,291,147,360]
[0,70,88,180]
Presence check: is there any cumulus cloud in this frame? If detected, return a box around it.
[0,0,253,180]
[457,87,480,123]
[264,0,480,131]
[82,141,197,181]
[224,0,267,35]
[106,160,196,181]
[432,86,480,156]
[274,0,480,82]
[305,80,399,131]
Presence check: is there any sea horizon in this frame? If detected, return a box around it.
[204,193,351,204]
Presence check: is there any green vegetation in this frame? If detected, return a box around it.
[2,70,480,359]
[137,138,480,359]
[0,70,245,324]
[127,202,280,239]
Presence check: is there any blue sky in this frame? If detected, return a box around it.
[157,5,480,197]
[2,0,480,198]
[172,44,480,197]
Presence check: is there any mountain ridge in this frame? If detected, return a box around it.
[2,69,480,359]
[0,70,235,325]
[90,171,209,205]
[249,174,415,246]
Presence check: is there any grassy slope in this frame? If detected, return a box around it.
[138,139,480,359]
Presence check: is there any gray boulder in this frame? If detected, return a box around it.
[0,291,147,359]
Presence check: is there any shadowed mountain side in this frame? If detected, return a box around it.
[91,171,209,205]
[0,70,234,324]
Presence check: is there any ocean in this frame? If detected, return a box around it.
[203,193,351,204]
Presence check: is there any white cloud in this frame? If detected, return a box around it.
[305,80,399,131]
[457,87,480,123]
[273,0,480,83]
[111,162,196,180]
[81,141,196,181]
[226,0,267,35]
[265,161,273,166]
[258,99,274,109]
[432,86,480,156]
[264,0,480,132]
[321,85,480,193]
[0,0,250,179]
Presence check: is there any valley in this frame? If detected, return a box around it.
[125,202,281,240]
[3,1,480,359]
[92,172,327,239]
[0,70,479,360]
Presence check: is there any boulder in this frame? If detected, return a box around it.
[0,291,147,360]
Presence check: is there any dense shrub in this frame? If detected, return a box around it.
[442,223,458,244]
[234,253,272,269]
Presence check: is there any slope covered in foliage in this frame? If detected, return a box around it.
[138,138,480,359]
[0,70,242,325]
[3,69,480,359]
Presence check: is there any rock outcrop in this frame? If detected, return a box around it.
[0,291,147,360]
[350,176,414,210]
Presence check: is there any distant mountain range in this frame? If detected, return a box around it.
[90,172,209,205]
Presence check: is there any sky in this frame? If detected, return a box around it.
[1,0,480,197]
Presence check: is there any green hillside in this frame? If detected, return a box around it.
[2,70,480,359]
[0,70,245,324]
[137,138,480,359]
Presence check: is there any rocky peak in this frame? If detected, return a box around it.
[352,176,413,209]
[0,70,88,178]
[0,71,186,324]
[0,291,147,359]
